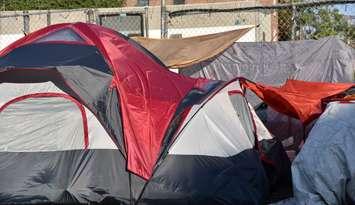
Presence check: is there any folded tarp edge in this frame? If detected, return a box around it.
[132,27,253,68]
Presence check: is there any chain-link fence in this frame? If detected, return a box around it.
[0,0,354,48]
[167,1,355,44]
[0,7,149,49]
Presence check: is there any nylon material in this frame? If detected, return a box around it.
[0,81,117,151]
[0,22,209,179]
[243,79,354,124]
[0,97,85,152]
[92,24,207,178]
[142,149,268,204]
[0,44,112,74]
[0,150,131,204]
[230,94,255,145]
[35,28,85,43]
[291,102,355,204]
[169,85,253,157]
[249,104,273,141]
[56,66,124,151]
[170,80,243,148]
[175,80,243,134]
[0,24,72,57]
[85,107,117,150]
[0,82,62,107]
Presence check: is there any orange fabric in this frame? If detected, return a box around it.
[242,79,355,124]
[344,94,355,100]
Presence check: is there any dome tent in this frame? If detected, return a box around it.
[0,23,268,204]
[134,34,355,161]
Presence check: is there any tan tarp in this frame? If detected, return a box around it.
[132,27,252,68]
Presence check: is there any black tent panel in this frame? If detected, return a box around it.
[0,44,112,75]
[0,150,130,204]
[140,150,268,205]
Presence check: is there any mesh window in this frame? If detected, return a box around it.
[229,94,255,145]
[99,14,143,37]
[35,28,85,43]
[173,0,185,5]
[137,0,148,6]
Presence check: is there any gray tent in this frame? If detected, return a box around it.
[180,37,354,85]
[272,100,355,205]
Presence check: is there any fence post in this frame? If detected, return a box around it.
[23,10,29,35]
[144,6,149,37]
[47,10,51,26]
[291,1,297,40]
[160,0,168,38]
[87,9,95,23]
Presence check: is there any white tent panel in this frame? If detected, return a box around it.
[169,80,254,157]
[86,107,117,149]
[0,82,62,106]
[0,97,86,152]
[0,82,117,151]
[249,103,274,141]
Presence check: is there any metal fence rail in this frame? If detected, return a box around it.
[0,1,353,47]
[166,0,355,43]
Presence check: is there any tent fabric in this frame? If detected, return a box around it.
[1,96,88,151]
[0,150,131,203]
[140,79,268,204]
[0,82,129,203]
[168,80,254,157]
[242,79,355,124]
[0,82,117,151]
[0,23,271,204]
[291,101,355,205]
[132,27,252,68]
[179,37,355,85]
[0,22,209,180]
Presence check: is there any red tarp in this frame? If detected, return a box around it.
[242,79,354,124]
[1,23,208,180]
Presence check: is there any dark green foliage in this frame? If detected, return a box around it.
[299,7,355,43]
[1,0,124,10]
[277,2,354,44]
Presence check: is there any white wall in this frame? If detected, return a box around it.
[0,34,24,50]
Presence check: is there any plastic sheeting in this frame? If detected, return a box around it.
[181,37,354,86]
[291,101,355,205]
[274,101,355,204]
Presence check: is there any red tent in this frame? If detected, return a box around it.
[242,79,354,124]
[0,23,270,204]
[0,22,208,179]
